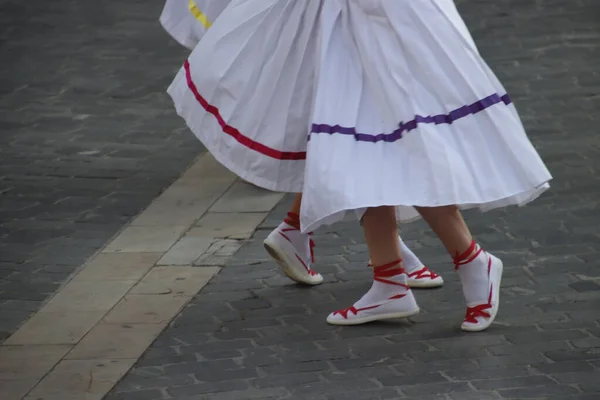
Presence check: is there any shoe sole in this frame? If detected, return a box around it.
[461,258,503,332]
[327,307,420,326]
[407,278,444,288]
[263,240,323,286]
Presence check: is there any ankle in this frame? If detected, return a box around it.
[283,212,301,230]
[453,241,483,270]
[372,259,404,277]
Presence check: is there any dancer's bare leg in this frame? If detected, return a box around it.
[415,205,472,256]
[416,205,502,331]
[363,205,443,287]
[415,205,503,331]
[361,206,402,266]
[327,206,420,325]
[289,193,302,215]
[327,204,503,331]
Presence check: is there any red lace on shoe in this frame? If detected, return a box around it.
[333,304,380,319]
[407,266,440,280]
[464,303,492,324]
[279,212,317,276]
[333,259,409,319]
[453,240,482,271]
[464,277,493,324]
[454,241,493,325]
[372,259,410,289]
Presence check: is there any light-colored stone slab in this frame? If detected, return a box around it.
[130,266,220,296]
[42,280,135,313]
[0,344,71,381]
[72,253,161,282]
[4,310,106,345]
[130,188,220,227]
[103,226,187,253]
[178,153,237,181]
[157,236,214,266]
[129,154,237,227]
[193,239,244,266]
[25,359,135,400]
[102,294,190,325]
[192,212,268,239]
[65,324,165,360]
[131,173,235,227]
[209,181,284,213]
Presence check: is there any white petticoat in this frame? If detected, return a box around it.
[168,0,552,233]
[159,0,231,49]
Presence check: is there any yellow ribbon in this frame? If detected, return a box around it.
[188,0,212,29]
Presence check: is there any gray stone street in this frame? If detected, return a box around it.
[0,0,203,340]
[1,0,599,399]
[106,1,600,399]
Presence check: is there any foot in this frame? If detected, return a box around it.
[263,213,323,285]
[399,237,444,288]
[326,260,420,325]
[454,241,503,332]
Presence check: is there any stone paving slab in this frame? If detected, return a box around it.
[106,0,600,399]
[0,0,202,340]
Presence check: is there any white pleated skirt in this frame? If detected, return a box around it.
[168,0,552,233]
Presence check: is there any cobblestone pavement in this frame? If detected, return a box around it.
[106,1,600,399]
[0,0,203,340]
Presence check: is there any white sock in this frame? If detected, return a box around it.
[275,221,312,264]
[399,237,424,273]
[455,243,491,306]
[353,263,410,308]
